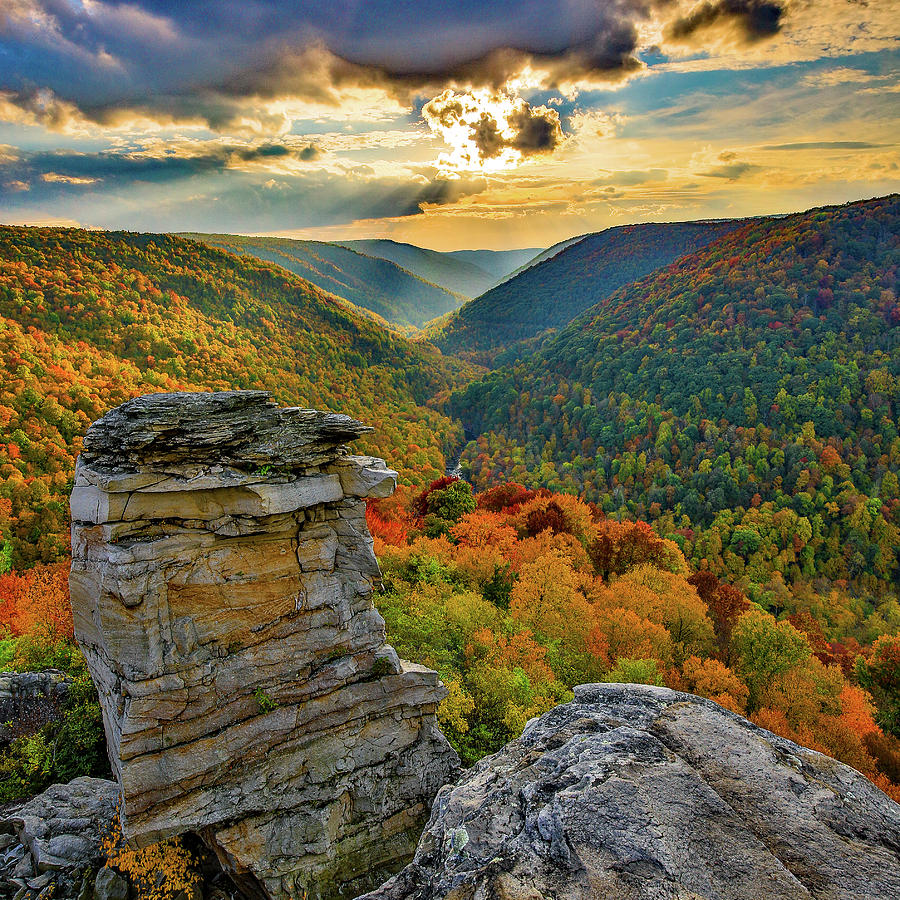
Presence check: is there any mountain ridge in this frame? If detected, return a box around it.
[0,225,470,568]
[335,239,538,297]
[450,194,900,594]
[180,233,468,331]
[433,218,749,365]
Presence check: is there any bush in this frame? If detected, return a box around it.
[101,801,202,900]
[602,657,665,686]
[0,672,108,802]
[415,478,476,537]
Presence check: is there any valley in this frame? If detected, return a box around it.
[3,4,899,897]
[1,194,899,897]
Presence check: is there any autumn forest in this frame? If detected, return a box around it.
[1,195,899,811]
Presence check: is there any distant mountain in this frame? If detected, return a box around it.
[180,234,466,331]
[489,234,589,287]
[335,239,537,298]
[450,194,900,594]
[443,248,541,282]
[433,220,746,365]
[0,226,470,568]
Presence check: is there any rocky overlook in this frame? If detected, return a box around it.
[67,391,459,900]
[365,683,900,900]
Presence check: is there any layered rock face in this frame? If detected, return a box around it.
[68,391,458,900]
[364,683,900,900]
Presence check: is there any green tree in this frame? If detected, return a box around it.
[731,609,811,709]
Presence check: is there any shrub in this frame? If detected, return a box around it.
[476,482,536,513]
[0,672,107,801]
[602,657,664,686]
[101,801,201,900]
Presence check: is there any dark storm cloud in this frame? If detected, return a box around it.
[0,143,322,184]
[666,0,787,44]
[0,1,683,129]
[507,105,565,155]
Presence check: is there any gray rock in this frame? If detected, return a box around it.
[94,866,129,900]
[79,390,371,470]
[362,683,900,900]
[0,777,119,896]
[0,670,71,703]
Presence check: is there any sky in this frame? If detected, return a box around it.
[0,1,898,250]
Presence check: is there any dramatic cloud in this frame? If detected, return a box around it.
[1,0,896,245]
[423,89,564,171]
[0,1,659,131]
[666,0,787,45]
[0,142,487,231]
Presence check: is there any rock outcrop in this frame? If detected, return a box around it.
[0,777,119,898]
[363,683,900,900]
[68,391,458,900]
[0,671,72,743]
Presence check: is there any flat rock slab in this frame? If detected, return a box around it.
[80,390,372,469]
[361,683,900,900]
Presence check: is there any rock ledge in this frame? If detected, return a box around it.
[363,683,900,900]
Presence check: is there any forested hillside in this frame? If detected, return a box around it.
[445,248,541,282]
[365,478,900,800]
[0,226,470,569]
[434,220,745,365]
[182,233,465,330]
[451,195,900,600]
[492,233,591,286]
[336,239,531,297]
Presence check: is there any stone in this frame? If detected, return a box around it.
[79,390,372,470]
[362,683,900,900]
[94,866,129,900]
[0,671,73,744]
[331,456,398,499]
[0,777,120,898]
[68,391,458,900]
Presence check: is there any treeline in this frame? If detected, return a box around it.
[451,196,900,601]
[367,478,900,800]
[0,226,469,569]
[4,478,896,804]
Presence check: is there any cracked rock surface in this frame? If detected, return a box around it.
[68,391,459,900]
[0,777,119,900]
[361,683,900,900]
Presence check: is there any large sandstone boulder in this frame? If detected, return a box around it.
[68,391,459,900]
[363,683,900,900]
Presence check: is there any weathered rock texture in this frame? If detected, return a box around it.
[0,776,119,899]
[68,391,458,900]
[363,683,900,900]
[0,670,72,743]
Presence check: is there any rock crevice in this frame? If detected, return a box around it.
[68,391,459,900]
